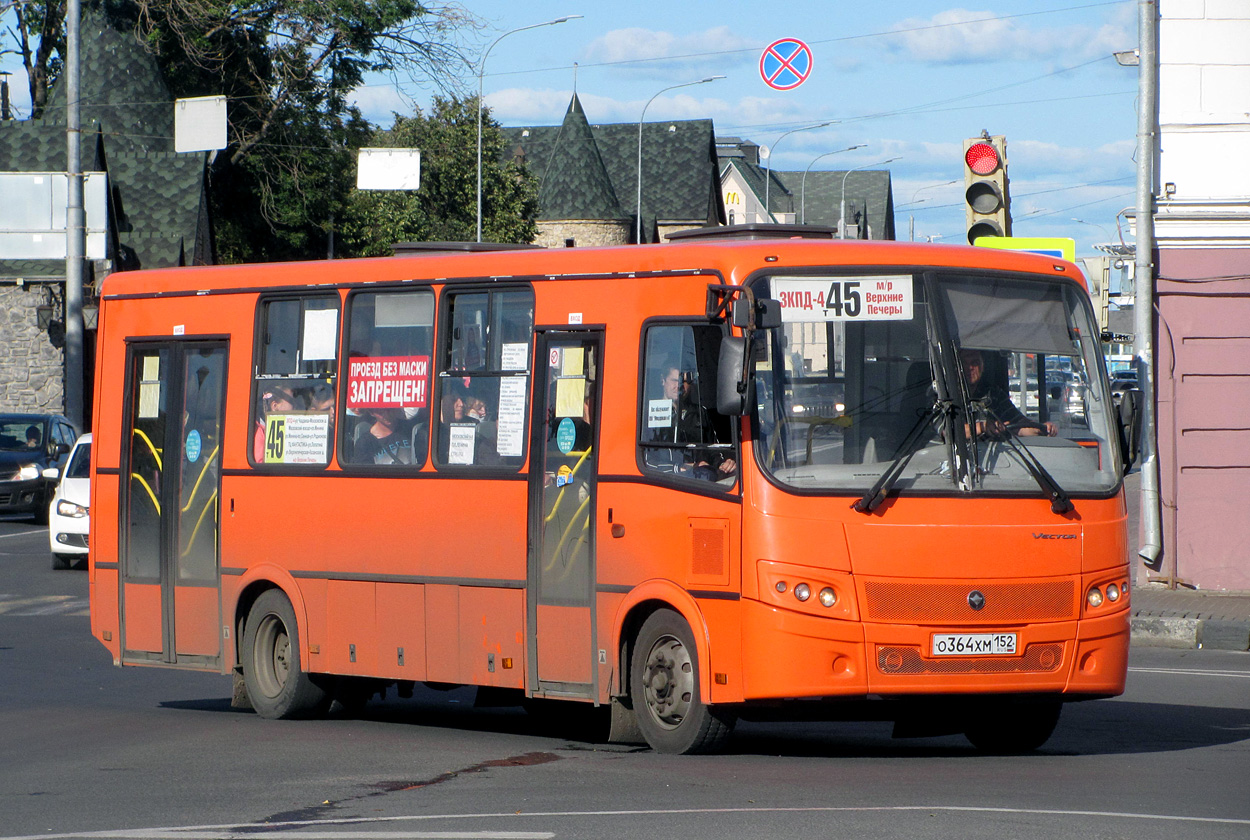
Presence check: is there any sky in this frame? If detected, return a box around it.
[0,1,1141,256]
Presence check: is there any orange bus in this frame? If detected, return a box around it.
[88,229,1131,754]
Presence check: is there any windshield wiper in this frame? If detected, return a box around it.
[978,401,1074,515]
[853,401,947,514]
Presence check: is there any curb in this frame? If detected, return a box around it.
[1130,616,1250,651]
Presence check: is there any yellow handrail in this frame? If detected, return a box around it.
[180,491,219,559]
[542,447,592,526]
[180,446,220,514]
[132,428,163,470]
[129,473,160,514]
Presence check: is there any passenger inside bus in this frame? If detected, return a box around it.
[647,364,736,480]
[253,384,303,462]
[960,348,1057,438]
[353,407,414,465]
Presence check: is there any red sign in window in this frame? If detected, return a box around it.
[346,356,430,409]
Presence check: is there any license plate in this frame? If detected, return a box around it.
[931,632,1017,656]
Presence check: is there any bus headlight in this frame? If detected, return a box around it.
[818,587,836,608]
[1087,587,1104,608]
[793,583,811,602]
[1106,583,1120,602]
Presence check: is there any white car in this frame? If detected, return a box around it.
[48,433,91,570]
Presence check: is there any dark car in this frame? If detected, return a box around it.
[1109,369,1139,390]
[0,413,81,524]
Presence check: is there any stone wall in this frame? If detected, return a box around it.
[0,284,65,413]
[658,222,709,241]
[535,219,632,249]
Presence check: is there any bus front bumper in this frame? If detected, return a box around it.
[737,598,1128,702]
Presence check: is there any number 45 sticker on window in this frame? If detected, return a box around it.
[773,275,913,323]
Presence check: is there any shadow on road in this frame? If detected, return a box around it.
[159,685,1250,758]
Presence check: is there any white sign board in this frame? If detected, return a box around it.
[774,275,914,322]
[0,172,108,259]
[357,148,421,190]
[174,96,228,153]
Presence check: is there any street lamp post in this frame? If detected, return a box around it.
[800,145,865,224]
[762,121,837,223]
[476,15,581,243]
[907,179,958,241]
[1072,217,1114,246]
[636,76,723,243]
[839,157,900,239]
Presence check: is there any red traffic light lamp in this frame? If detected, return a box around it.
[963,135,1011,244]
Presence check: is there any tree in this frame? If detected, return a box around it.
[2,1,65,119]
[132,1,477,164]
[339,95,538,256]
[128,0,482,261]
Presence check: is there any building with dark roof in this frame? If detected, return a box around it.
[502,94,724,246]
[718,138,896,240]
[0,8,213,415]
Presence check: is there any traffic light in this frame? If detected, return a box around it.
[963,135,1011,244]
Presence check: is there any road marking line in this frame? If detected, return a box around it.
[1130,666,1250,679]
[0,529,43,539]
[0,595,87,616]
[3,805,1249,840]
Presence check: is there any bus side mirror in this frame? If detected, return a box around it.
[756,298,781,329]
[1114,386,1142,473]
[731,298,781,329]
[717,336,750,416]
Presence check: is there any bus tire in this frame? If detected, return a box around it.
[964,698,1062,754]
[241,589,329,720]
[629,609,734,754]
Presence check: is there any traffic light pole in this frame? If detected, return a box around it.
[1133,0,1164,578]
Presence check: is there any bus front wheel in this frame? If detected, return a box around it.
[964,698,1062,753]
[242,590,330,719]
[629,609,734,754]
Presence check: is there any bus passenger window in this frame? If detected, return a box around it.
[341,289,435,467]
[436,289,534,469]
[251,295,339,467]
[638,324,738,484]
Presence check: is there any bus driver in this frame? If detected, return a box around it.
[960,348,1057,438]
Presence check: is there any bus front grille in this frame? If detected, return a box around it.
[862,580,1076,623]
[876,643,1064,675]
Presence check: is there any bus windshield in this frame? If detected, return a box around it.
[752,270,1120,497]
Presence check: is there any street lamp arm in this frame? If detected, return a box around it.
[799,144,865,225]
[839,156,900,239]
[637,75,724,243]
[764,120,839,222]
[476,15,582,242]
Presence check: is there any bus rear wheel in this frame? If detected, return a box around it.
[242,590,329,719]
[964,698,1062,754]
[629,609,734,754]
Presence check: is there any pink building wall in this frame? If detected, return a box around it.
[1154,248,1250,591]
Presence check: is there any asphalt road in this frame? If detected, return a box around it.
[2,515,1248,840]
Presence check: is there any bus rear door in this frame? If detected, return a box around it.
[119,341,227,668]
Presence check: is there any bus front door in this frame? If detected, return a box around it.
[119,342,228,668]
[527,331,602,699]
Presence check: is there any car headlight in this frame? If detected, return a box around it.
[17,464,39,481]
[56,500,89,518]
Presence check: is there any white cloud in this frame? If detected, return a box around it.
[582,25,752,65]
[880,8,1133,65]
[349,84,416,124]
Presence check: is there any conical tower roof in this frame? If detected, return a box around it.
[44,5,173,154]
[536,94,628,221]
